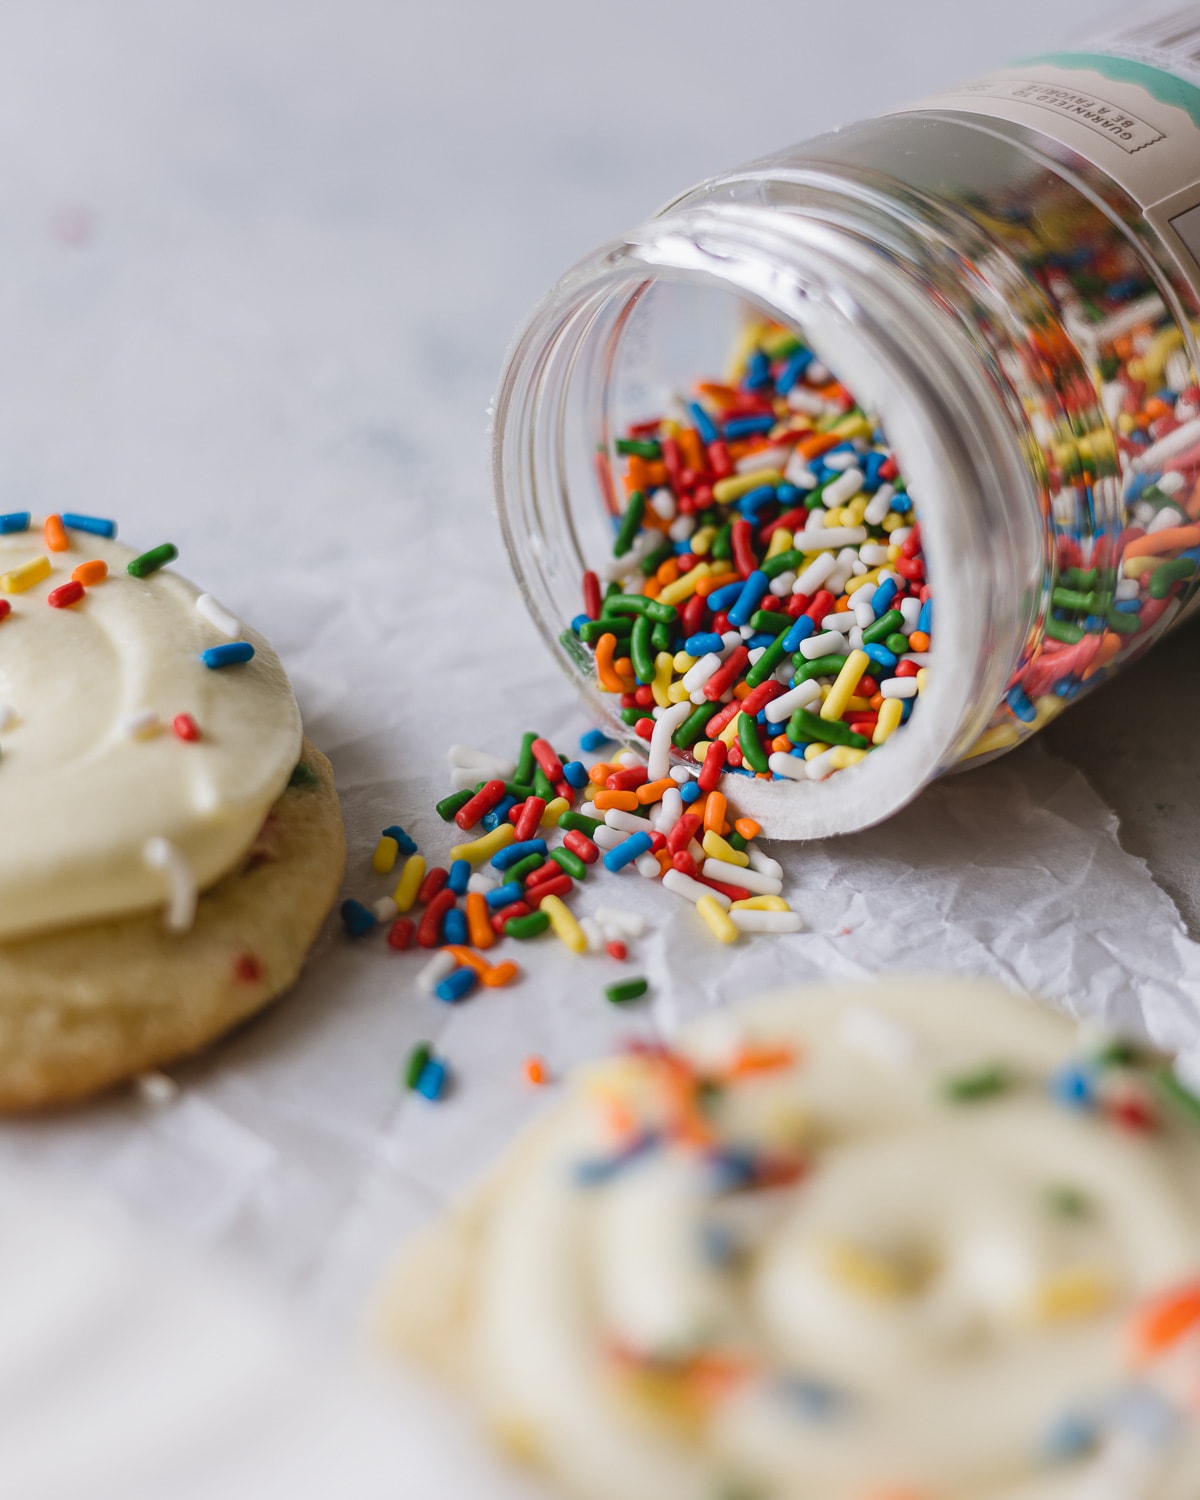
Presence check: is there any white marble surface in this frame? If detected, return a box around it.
[6,0,1200,1493]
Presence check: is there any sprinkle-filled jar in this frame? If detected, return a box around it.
[494,10,1200,839]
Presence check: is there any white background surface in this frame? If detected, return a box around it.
[6,0,1200,1492]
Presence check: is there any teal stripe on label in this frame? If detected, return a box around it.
[1025,51,1200,129]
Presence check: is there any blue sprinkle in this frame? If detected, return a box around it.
[1039,1411,1098,1463]
[1006,685,1037,723]
[864,643,898,670]
[1113,598,1141,614]
[491,838,547,871]
[442,906,467,945]
[782,614,815,654]
[890,493,912,513]
[580,727,612,753]
[679,780,701,804]
[434,966,477,1004]
[574,1132,659,1186]
[917,598,933,634]
[485,881,524,909]
[737,485,778,519]
[727,570,769,628]
[871,578,898,614]
[562,759,589,789]
[776,1376,843,1421]
[672,538,694,555]
[724,415,775,440]
[747,632,776,652]
[685,631,725,656]
[61,512,117,538]
[775,482,800,507]
[707,1148,761,1191]
[1084,614,1107,633]
[480,795,517,831]
[603,830,653,872]
[899,699,914,723]
[775,347,813,393]
[687,400,718,445]
[570,612,590,634]
[382,824,418,856]
[744,351,772,391]
[707,580,745,613]
[1051,1063,1094,1110]
[415,1057,449,1099]
[699,1222,740,1266]
[339,899,376,937]
[200,642,255,669]
[447,858,471,895]
[0,511,31,534]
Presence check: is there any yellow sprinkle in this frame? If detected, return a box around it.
[1032,694,1064,729]
[826,746,867,771]
[673,650,697,673]
[712,470,782,505]
[844,570,880,595]
[803,742,831,760]
[881,513,904,533]
[658,562,711,607]
[1123,555,1161,578]
[585,783,604,801]
[964,722,1021,759]
[541,797,570,827]
[540,893,587,953]
[915,668,928,696]
[1116,412,1136,435]
[730,895,789,911]
[372,835,399,875]
[392,854,426,912]
[690,526,715,556]
[845,495,868,523]
[1033,1267,1113,1323]
[845,695,872,712]
[831,414,871,439]
[702,829,748,867]
[651,652,674,709]
[667,680,692,704]
[717,712,743,748]
[873,698,903,745]
[821,649,869,722]
[1,555,50,592]
[826,1241,917,1299]
[1143,325,1185,383]
[765,527,794,559]
[692,739,712,761]
[696,894,738,944]
[449,823,515,865]
[725,320,768,382]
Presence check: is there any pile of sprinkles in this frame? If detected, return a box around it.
[339,726,805,1102]
[568,322,930,784]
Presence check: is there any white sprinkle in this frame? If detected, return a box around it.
[768,751,810,781]
[1132,416,1200,471]
[838,1005,916,1068]
[799,630,849,660]
[822,468,864,507]
[863,484,894,526]
[682,652,723,693]
[579,916,605,953]
[648,701,690,783]
[373,896,399,924]
[764,680,822,722]
[820,611,855,634]
[635,852,661,878]
[668,514,696,542]
[746,846,783,880]
[136,1071,179,1106]
[881,678,918,699]
[416,950,456,994]
[797,525,868,552]
[466,871,498,894]
[592,825,625,850]
[142,837,198,933]
[701,858,782,895]
[662,869,730,907]
[1148,505,1186,534]
[196,593,241,638]
[605,807,650,835]
[649,486,676,520]
[593,906,647,937]
[792,551,837,597]
[446,745,516,777]
[654,786,683,833]
[615,749,644,769]
[729,908,804,933]
[122,708,161,741]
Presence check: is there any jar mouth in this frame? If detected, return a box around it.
[493,203,1042,839]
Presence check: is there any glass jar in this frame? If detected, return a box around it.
[493,23,1200,839]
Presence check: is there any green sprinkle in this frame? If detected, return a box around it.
[435,789,473,821]
[738,707,770,772]
[650,619,672,653]
[1044,1184,1091,1218]
[127,542,178,578]
[288,760,319,788]
[1154,1064,1200,1125]
[404,1042,432,1090]
[1045,618,1085,645]
[744,630,787,688]
[711,522,733,561]
[508,852,545,884]
[579,616,633,643]
[1105,608,1139,635]
[620,705,643,726]
[786,707,867,749]
[550,847,588,880]
[1062,566,1098,590]
[943,1065,1011,1103]
[671,702,719,748]
[793,654,849,682]
[615,437,661,460]
[505,780,535,801]
[761,548,803,579]
[639,538,674,577]
[532,763,556,800]
[727,831,747,852]
[1051,586,1103,612]
[603,594,678,625]
[505,910,551,940]
[1149,557,1196,600]
[862,608,904,646]
[613,491,646,558]
[1093,1039,1139,1068]
[884,632,910,656]
[605,977,649,1005]
[630,613,656,685]
[749,609,793,635]
[515,732,538,786]
[559,809,600,837]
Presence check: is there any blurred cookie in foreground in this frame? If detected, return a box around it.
[378,976,1200,1499]
[0,516,344,1107]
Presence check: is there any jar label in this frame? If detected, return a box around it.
[896,5,1200,295]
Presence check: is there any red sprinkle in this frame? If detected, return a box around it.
[606,940,627,961]
[514,797,546,842]
[233,952,263,983]
[562,829,600,863]
[387,917,414,950]
[0,600,10,623]
[172,712,201,742]
[531,737,564,782]
[47,580,84,609]
[418,866,449,904]
[698,739,727,792]
[417,888,456,947]
[455,779,506,831]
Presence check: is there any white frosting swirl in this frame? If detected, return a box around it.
[447,978,1200,1499]
[0,523,301,939]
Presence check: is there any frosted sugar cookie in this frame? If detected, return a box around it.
[380,976,1200,1500]
[0,514,344,1107]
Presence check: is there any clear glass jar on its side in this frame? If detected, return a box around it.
[493,79,1200,839]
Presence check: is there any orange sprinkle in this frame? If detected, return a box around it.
[1125,523,1200,558]
[524,1056,549,1086]
[443,944,492,975]
[465,891,495,950]
[481,960,520,988]
[869,692,884,710]
[723,1043,797,1078]
[71,558,107,586]
[636,777,676,805]
[732,680,752,700]
[1132,1281,1200,1363]
[44,514,68,552]
[613,655,636,688]
[696,571,741,597]
[678,428,704,471]
[626,455,650,490]
[733,817,761,839]
[703,791,727,836]
[645,461,667,488]
[642,577,663,600]
[770,734,791,753]
[654,849,672,875]
[594,789,639,811]
[696,381,742,406]
[594,634,628,694]
[794,430,842,461]
[908,630,930,651]
[656,557,680,586]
